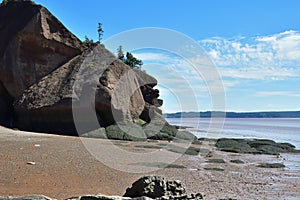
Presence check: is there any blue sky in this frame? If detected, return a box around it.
[35,0,300,113]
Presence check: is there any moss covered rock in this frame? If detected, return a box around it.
[230,159,245,164]
[175,130,198,141]
[215,139,259,154]
[105,124,147,141]
[215,138,299,155]
[81,128,106,139]
[206,159,226,163]
[143,121,198,143]
[257,163,285,168]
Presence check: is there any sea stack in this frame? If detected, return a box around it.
[0,0,163,135]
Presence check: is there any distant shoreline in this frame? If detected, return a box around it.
[164,111,300,118]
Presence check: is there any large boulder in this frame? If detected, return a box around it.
[105,124,146,141]
[124,176,204,199]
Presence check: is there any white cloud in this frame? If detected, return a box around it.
[200,30,300,80]
[132,52,172,62]
[220,66,298,80]
[134,51,236,94]
[132,30,300,98]
[256,91,300,97]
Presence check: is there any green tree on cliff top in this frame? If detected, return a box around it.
[97,22,104,43]
[125,52,143,69]
[117,46,125,61]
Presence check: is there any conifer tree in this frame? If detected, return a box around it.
[117,46,125,61]
[125,52,143,69]
[97,22,104,43]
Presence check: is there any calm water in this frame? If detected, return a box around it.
[166,118,300,149]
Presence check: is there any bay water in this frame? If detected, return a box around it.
[166,117,300,193]
[166,118,300,149]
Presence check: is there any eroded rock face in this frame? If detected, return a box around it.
[14,44,149,134]
[0,1,164,135]
[0,1,82,98]
[0,1,82,127]
[96,60,146,125]
[133,69,163,123]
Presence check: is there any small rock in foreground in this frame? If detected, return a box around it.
[124,176,204,199]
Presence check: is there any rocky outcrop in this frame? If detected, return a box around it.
[81,117,198,142]
[124,176,204,200]
[0,0,82,130]
[96,60,146,125]
[215,138,300,155]
[134,69,163,123]
[0,1,167,135]
[13,42,151,134]
[0,1,82,98]
[0,1,197,142]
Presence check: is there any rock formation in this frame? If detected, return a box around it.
[0,1,164,135]
[124,176,204,199]
[215,138,300,155]
[0,0,82,98]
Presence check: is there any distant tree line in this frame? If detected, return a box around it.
[164,111,300,118]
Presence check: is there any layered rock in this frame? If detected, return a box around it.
[0,0,82,129]
[134,69,163,123]
[13,43,152,135]
[0,1,165,135]
[96,60,146,125]
[0,1,82,98]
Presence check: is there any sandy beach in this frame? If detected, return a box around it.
[0,126,299,200]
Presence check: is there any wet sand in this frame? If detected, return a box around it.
[0,126,299,199]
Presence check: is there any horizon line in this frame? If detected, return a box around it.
[163,110,300,114]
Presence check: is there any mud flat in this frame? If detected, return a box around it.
[0,126,299,199]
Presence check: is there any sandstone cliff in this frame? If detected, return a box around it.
[0,1,163,135]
